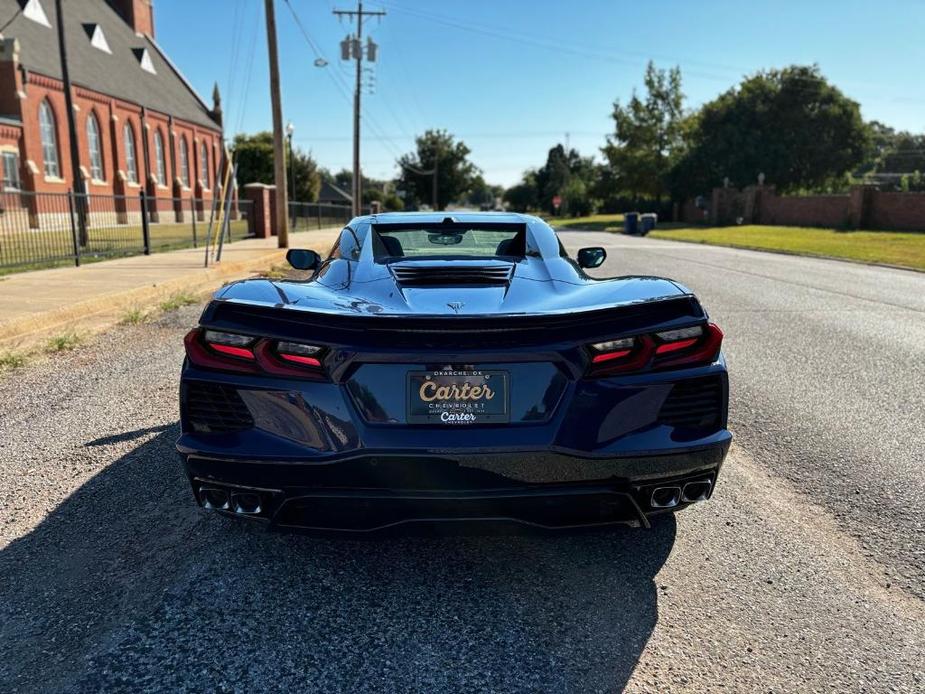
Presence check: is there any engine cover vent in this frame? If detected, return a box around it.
[391,263,514,287]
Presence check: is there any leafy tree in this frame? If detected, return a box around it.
[397,130,479,210]
[232,131,320,201]
[881,133,925,174]
[290,148,321,202]
[503,172,539,212]
[466,175,504,208]
[560,176,594,217]
[602,61,685,201]
[671,65,869,196]
[232,131,274,189]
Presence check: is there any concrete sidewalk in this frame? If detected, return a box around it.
[0,228,341,350]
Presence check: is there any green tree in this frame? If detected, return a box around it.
[671,65,869,196]
[560,176,594,217]
[232,131,320,201]
[232,131,274,188]
[503,171,539,212]
[291,148,321,202]
[602,61,685,201]
[397,130,479,210]
[881,133,925,174]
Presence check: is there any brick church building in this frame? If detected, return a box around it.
[0,0,224,218]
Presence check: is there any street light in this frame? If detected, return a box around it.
[286,121,295,227]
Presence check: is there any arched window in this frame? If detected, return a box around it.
[39,100,60,177]
[179,136,190,187]
[154,130,166,185]
[199,142,210,189]
[123,122,138,183]
[86,112,104,180]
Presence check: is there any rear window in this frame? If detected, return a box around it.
[371,224,525,261]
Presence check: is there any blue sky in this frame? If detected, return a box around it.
[157,0,925,187]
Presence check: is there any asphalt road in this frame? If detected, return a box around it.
[1,235,923,692]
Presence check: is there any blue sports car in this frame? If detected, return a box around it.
[178,212,730,531]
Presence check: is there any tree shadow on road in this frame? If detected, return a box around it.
[0,427,675,693]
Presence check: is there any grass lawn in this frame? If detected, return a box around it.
[649,225,925,271]
[543,213,625,232]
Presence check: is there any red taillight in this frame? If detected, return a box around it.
[184,329,327,379]
[278,353,322,367]
[587,323,723,376]
[655,337,698,355]
[591,349,632,363]
[210,343,256,360]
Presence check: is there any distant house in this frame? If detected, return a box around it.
[317,180,352,206]
[0,0,224,218]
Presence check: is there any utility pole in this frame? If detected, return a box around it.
[54,0,88,245]
[334,2,385,216]
[264,0,289,247]
[286,121,295,228]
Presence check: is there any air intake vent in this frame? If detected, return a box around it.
[658,376,724,429]
[391,263,513,287]
[184,382,254,433]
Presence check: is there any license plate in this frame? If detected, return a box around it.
[408,369,509,424]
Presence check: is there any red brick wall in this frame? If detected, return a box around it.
[760,193,850,228]
[867,192,925,231]
[685,186,925,231]
[11,72,222,203]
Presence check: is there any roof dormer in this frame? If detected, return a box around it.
[21,0,51,28]
[83,23,112,54]
[132,47,156,74]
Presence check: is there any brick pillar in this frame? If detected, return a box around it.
[849,185,872,229]
[242,183,274,238]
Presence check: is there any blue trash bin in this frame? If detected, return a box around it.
[624,212,639,235]
[640,213,658,235]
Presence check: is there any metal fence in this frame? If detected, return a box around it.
[0,190,252,271]
[288,201,363,232]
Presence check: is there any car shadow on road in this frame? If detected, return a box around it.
[0,426,676,693]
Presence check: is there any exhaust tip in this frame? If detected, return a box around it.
[199,486,230,511]
[231,492,262,515]
[650,486,682,509]
[682,479,712,503]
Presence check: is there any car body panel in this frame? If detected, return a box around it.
[178,212,731,531]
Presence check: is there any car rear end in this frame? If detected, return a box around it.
[178,294,730,532]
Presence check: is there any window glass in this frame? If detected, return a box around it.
[199,143,210,188]
[2,151,21,191]
[372,225,525,260]
[86,113,104,180]
[154,130,166,185]
[123,123,138,183]
[179,137,190,187]
[39,101,60,178]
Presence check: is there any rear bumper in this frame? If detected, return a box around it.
[181,438,730,531]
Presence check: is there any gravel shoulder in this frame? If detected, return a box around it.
[1,301,923,692]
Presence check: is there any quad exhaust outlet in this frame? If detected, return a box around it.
[650,486,682,509]
[199,486,264,516]
[649,478,713,509]
[682,479,712,503]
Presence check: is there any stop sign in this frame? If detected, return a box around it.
[552,195,562,209]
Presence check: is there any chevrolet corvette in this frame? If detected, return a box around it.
[177,212,730,531]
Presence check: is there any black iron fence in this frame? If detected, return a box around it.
[0,190,253,272]
[288,201,366,231]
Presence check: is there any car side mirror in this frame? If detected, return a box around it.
[577,246,606,269]
[286,249,321,271]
